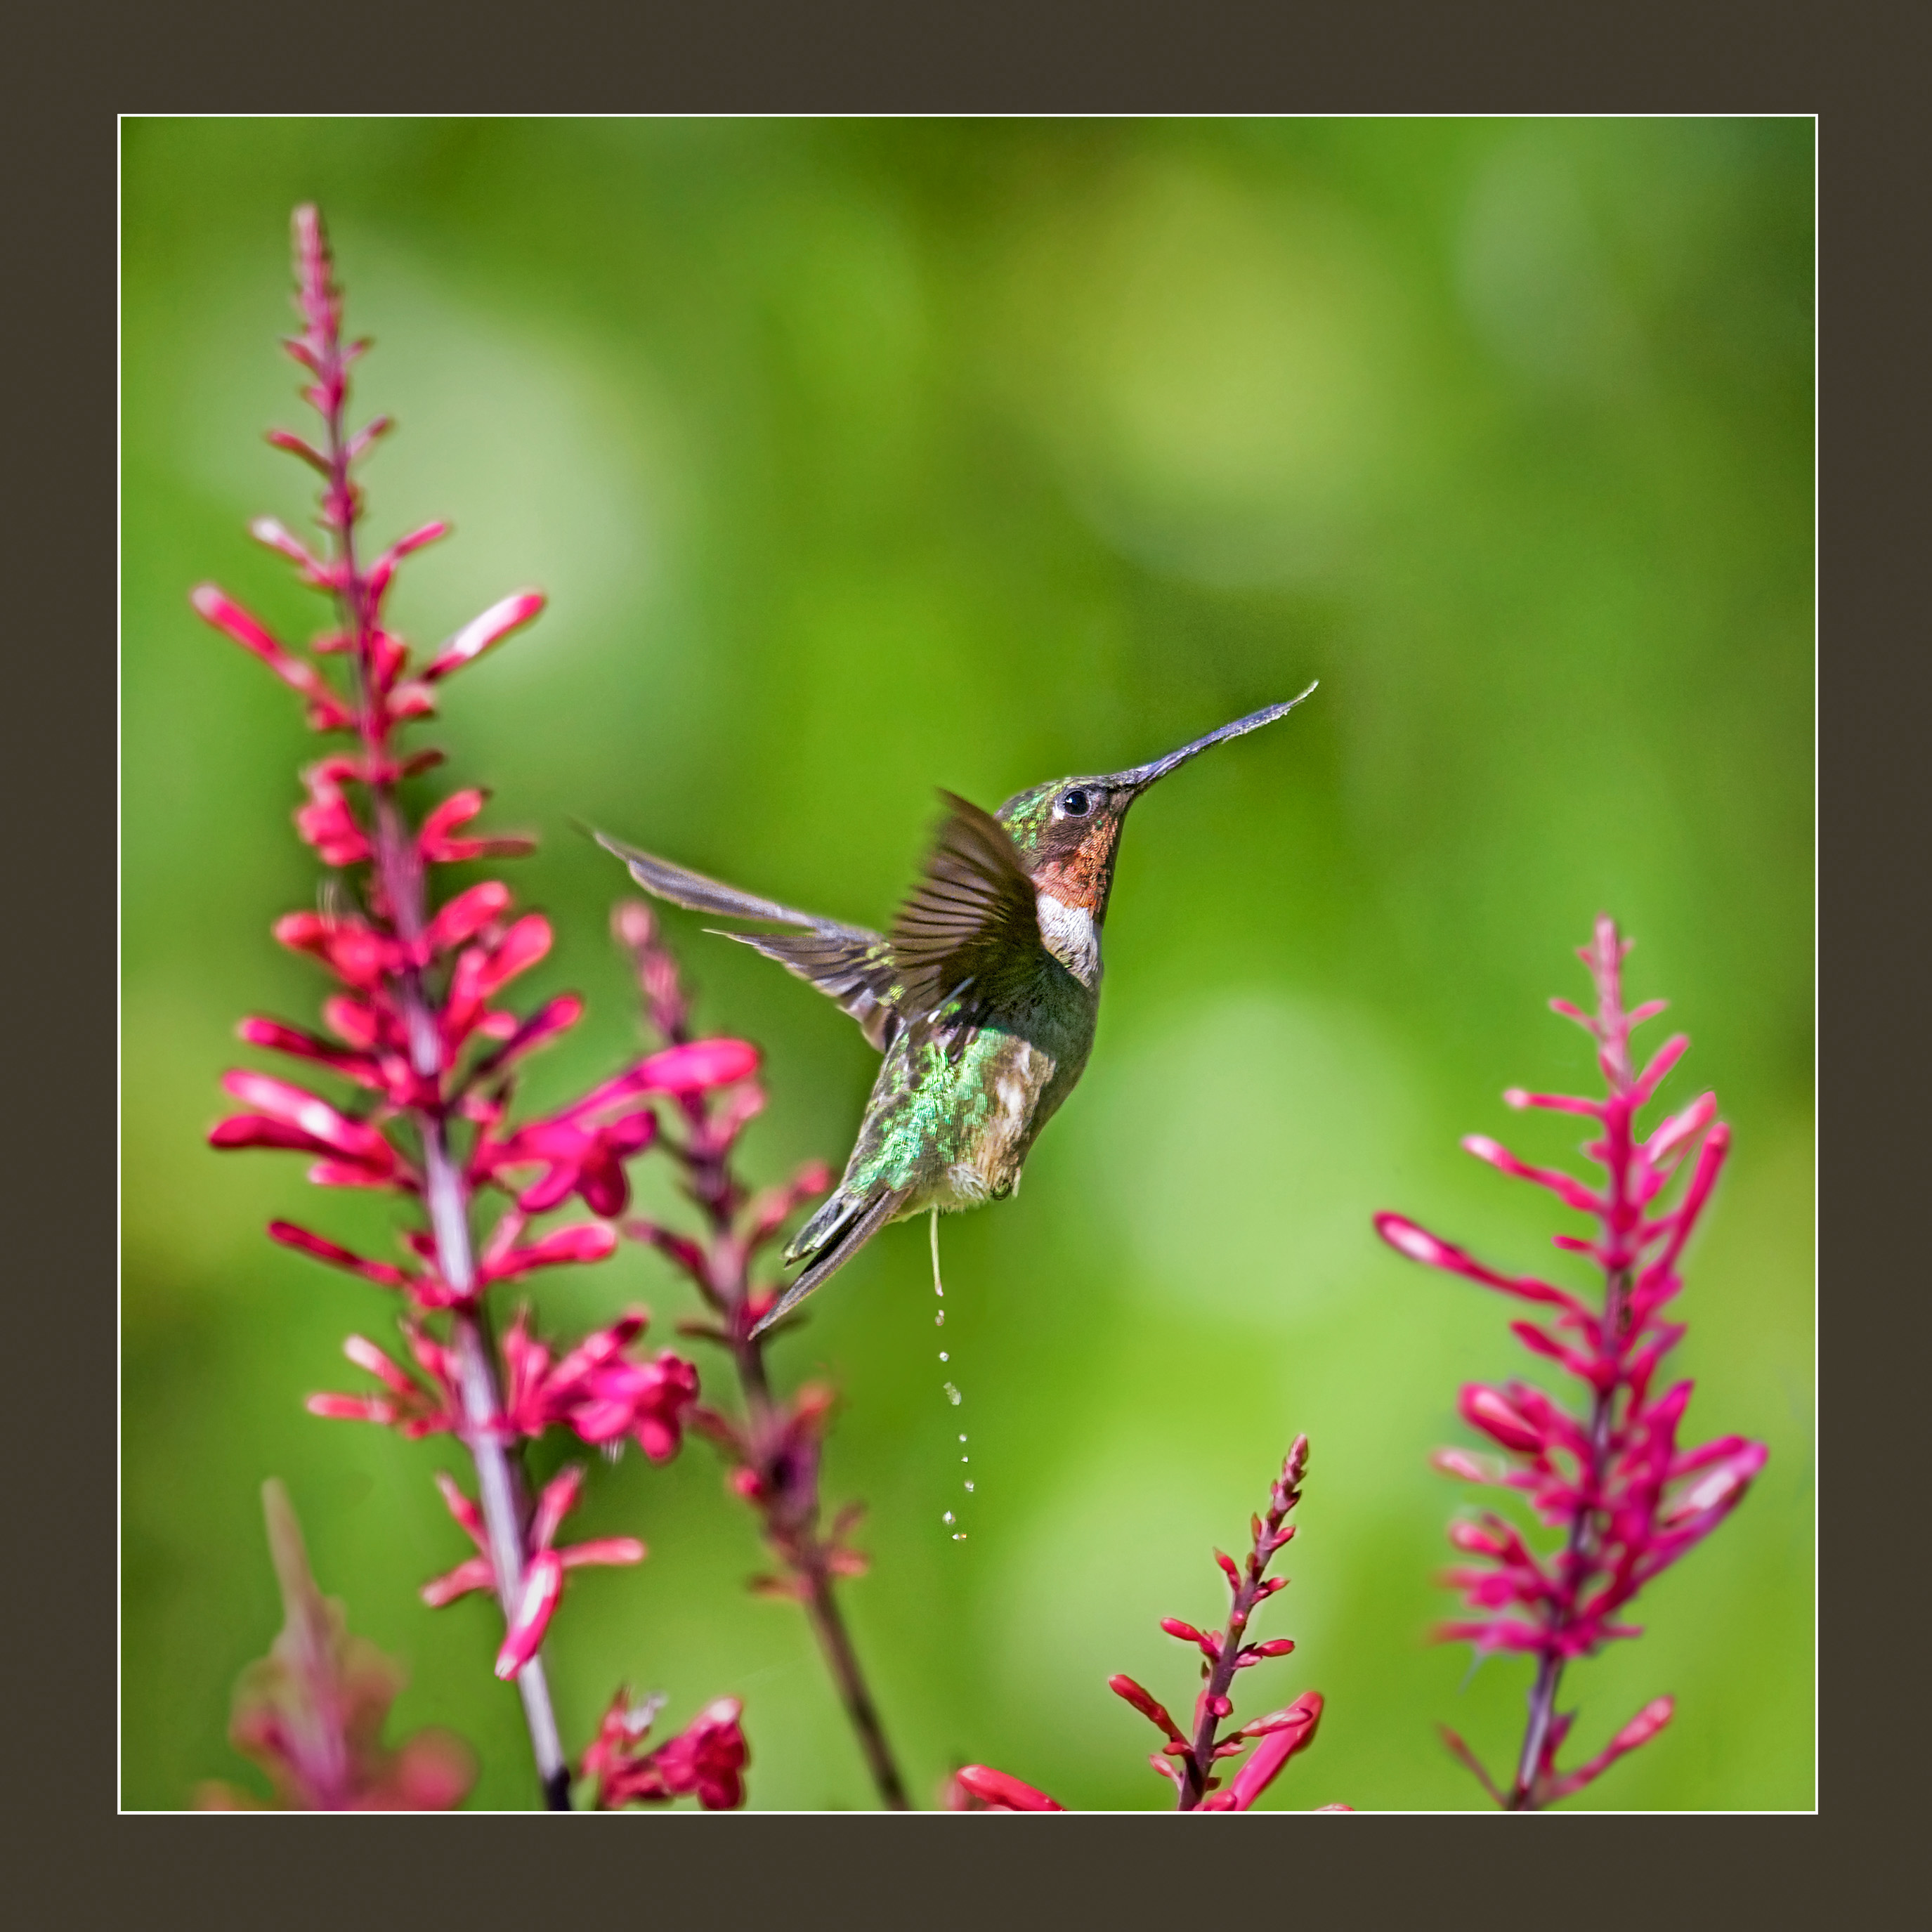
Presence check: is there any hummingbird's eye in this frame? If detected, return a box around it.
[1059,788,1093,818]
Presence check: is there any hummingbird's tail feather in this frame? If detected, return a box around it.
[755,1183,908,1337]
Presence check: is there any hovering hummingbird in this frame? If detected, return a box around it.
[596,685,1316,1336]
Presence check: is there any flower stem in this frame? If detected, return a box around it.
[799,1549,912,1809]
[314,299,569,1806]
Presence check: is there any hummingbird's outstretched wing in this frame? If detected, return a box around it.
[890,791,1047,1026]
[753,1180,910,1336]
[596,830,906,1051]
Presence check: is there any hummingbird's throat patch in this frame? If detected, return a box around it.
[1036,893,1102,986]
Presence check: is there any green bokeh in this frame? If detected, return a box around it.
[122,117,1814,1811]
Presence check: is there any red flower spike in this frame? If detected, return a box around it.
[974,1442,1332,1813]
[1377,918,1765,1809]
[605,897,906,1808]
[206,209,710,1796]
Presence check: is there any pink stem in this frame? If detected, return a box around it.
[313,285,569,1807]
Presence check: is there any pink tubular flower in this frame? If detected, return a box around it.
[424,589,546,680]
[582,1691,750,1811]
[307,1324,462,1436]
[469,1105,658,1218]
[950,1765,1067,1811]
[500,1305,700,1457]
[1375,916,1767,1810]
[419,1465,646,1680]
[209,1069,405,1191]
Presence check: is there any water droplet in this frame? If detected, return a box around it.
[938,1351,948,1362]
[943,1510,955,1525]
[959,1434,967,1442]
[964,1480,975,1492]
[934,1310,945,1326]
[960,1455,969,1463]
[951,1532,967,1541]
[943,1382,962,1405]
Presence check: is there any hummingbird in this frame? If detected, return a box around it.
[596,686,1316,1337]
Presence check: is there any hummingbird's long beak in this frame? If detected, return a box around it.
[1109,681,1319,794]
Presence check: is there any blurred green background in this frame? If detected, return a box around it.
[122,118,1813,1811]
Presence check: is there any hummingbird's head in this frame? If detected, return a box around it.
[994,686,1317,925]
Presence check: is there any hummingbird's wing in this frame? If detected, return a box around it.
[596,830,907,1050]
[889,791,1047,1025]
[717,930,903,1051]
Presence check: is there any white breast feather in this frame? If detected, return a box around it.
[1036,893,1102,986]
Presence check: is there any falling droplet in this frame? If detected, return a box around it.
[934,1310,945,1326]
[951,1532,967,1541]
[964,1480,975,1492]
[943,1510,955,1525]
[960,1455,969,1463]
[943,1382,962,1405]
[959,1434,967,1443]
[939,1351,948,1362]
